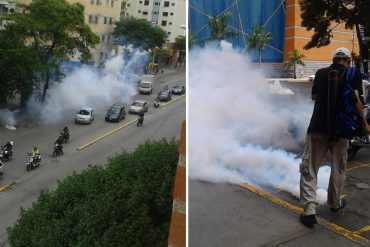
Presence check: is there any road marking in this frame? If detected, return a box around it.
[239,183,369,246]
[354,226,370,235]
[77,95,185,150]
[0,181,16,192]
[77,119,137,150]
[347,162,370,172]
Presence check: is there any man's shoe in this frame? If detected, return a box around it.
[300,214,317,228]
[330,199,346,213]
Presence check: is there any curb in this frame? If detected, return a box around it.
[168,120,186,247]
[0,181,16,192]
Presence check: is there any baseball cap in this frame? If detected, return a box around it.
[332,47,351,58]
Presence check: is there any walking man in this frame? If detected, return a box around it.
[299,47,370,227]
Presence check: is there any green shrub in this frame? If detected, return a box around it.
[8,139,179,247]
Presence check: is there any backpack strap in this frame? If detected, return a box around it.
[346,67,356,84]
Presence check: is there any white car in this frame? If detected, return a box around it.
[129,100,149,114]
[309,75,315,82]
[75,107,95,124]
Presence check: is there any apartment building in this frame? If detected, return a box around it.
[12,0,122,67]
[122,0,186,43]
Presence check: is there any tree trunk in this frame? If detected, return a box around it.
[355,24,368,72]
[259,50,262,67]
[42,72,49,103]
[293,61,296,79]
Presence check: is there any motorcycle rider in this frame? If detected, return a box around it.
[30,147,41,163]
[60,126,69,142]
[2,141,13,159]
[154,96,160,107]
[55,136,64,153]
[138,112,144,125]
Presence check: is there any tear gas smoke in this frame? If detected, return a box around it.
[189,41,330,204]
[25,49,148,125]
[0,109,17,130]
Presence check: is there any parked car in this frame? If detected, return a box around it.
[158,90,172,102]
[105,104,126,122]
[172,85,186,95]
[75,107,94,124]
[129,100,149,114]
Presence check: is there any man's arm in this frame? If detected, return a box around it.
[354,90,370,133]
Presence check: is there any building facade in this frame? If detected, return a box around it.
[122,0,186,43]
[189,0,360,77]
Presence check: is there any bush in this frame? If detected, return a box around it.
[8,139,179,247]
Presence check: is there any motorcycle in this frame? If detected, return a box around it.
[153,100,160,108]
[26,153,41,171]
[0,160,4,176]
[60,131,70,143]
[0,148,13,162]
[347,105,370,160]
[52,143,64,157]
[137,116,144,127]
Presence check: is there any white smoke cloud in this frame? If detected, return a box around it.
[189,41,330,204]
[29,49,149,125]
[0,109,17,130]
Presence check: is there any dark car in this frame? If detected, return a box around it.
[172,85,186,95]
[105,104,126,122]
[158,90,172,102]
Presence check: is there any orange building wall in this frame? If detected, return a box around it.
[284,0,359,62]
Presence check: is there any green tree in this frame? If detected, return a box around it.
[0,28,39,106]
[3,0,99,102]
[114,18,167,49]
[247,25,273,66]
[173,35,186,68]
[207,11,237,42]
[284,49,306,79]
[189,32,196,49]
[300,0,370,72]
[8,139,179,247]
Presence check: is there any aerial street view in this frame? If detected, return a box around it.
[189,0,370,246]
[0,0,186,246]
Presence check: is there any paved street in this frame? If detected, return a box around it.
[0,67,185,245]
[189,80,370,247]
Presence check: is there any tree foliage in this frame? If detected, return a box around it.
[247,25,273,65]
[0,28,39,106]
[300,0,370,71]
[173,36,186,68]
[3,0,99,102]
[8,139,179,247]
[284,49,306,79]
[114,18,167,49]
[207,11,237,42]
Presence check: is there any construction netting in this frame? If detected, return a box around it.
[189,0,286,63]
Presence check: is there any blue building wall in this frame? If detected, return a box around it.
[189,0,286,63]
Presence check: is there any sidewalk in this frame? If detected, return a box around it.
[189,180,366,247]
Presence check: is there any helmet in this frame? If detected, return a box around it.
[33,147,37,150]
[333,47,351,58]
[9,141,13,146]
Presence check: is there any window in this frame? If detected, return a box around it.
[139,1,142,3]
[138,10,141,13]
[163,12,168,17]
[90,0,94,4]
[127,3,130,7]
[154,2,159,5]
[121,1,126,8]
[111,0,114,7]
[171,2,175,6]
[109,17,113,24]
[101,35,105,42]
[170,12,174,16]
[161,20,167,26]
[95,16,99,24]
[153,11,158,14]
[104,17,107,24]
[143,11,148,15]
[96,0,102,5]
[100,52,104,60]
[89,15,94,23]
[107,35,111,42]
[167,32,171,35]
[163,1,169,7]
[169,22,172,25]
[144,0,149,5]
